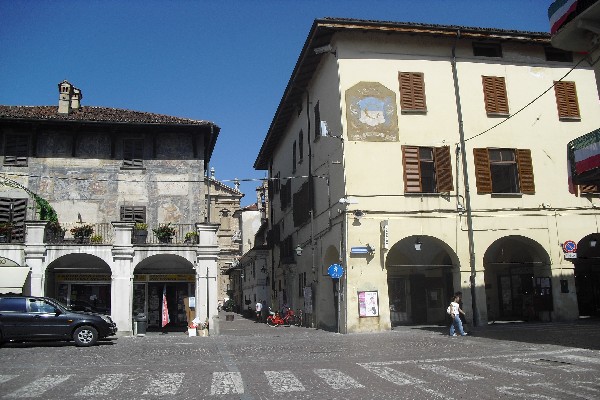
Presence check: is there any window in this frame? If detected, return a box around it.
[29,299,56,314]
[292,141,297,173]
[314,101,321,140]
[482,76,509,116]
[399,72,426,112]
[545,47,573,62]
[0,297,26,312]
[280,179,292,211]
[473,148,535,194]
[0,197,27,242]
[123,138,144,168]
[3,134,29,166]
[473,42,502,58]
[554,81,580,120]
[402,146,453,193]
[120,206,146,223]
[281,236,294,263]
[298,130,304,163]
[298,272,307,297]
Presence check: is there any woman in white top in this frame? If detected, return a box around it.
[449,295,467,336]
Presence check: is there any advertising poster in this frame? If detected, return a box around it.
[358,290,379,317]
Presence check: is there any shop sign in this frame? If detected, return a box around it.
[139,274,195,282]
[56,274,111,282]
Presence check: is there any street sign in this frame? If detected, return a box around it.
[328,264,344,279]
[563,240,577,253]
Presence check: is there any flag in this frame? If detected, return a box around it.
[161,285,170,328]
[548,0,578,34]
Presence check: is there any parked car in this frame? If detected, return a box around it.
[0,296,117,346]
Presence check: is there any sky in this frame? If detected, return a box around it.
[0,0,552,205]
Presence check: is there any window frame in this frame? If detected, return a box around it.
[120,206,146,223]
[122,138,144,169]
[473,148,535,195]
[402,145,453,194]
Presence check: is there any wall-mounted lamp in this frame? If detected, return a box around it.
[339,197,359,205]
[414,237,422,251]
[295,245,303,256]
[353,210,364,220]
[591,238,598,248]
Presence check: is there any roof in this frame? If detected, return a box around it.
[0,105,220,163]
[253,18,551,169]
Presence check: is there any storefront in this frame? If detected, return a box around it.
[133,274,196,330]
[55,273,111,314]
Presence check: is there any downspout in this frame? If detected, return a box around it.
[451,29,480,327]
[306,90,317,328]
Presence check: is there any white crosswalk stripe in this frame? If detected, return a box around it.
[511,358,593,372]
[142,373,184,396]
[530,382,599,400]
[264,371,305,392]
[0,376,17,384]
[555,354,600,365]
[74,373,125,396]
[418,363,483,380]
[3,375,71,398]
[467,360,542,377]
[496,385,557,399]
[314,369,364,389]
[210,372,244,395]
[359,364,423,385]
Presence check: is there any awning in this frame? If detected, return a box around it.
[0,266,30,294]
[568,128,600,186]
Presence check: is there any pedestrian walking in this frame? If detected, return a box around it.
[455,291,466,326]
[447,294,467,337]
[255,300,263,322]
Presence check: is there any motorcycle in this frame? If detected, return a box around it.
[267,312,285,327]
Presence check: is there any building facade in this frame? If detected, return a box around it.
[255,19,600,333]
[0,81,220,335]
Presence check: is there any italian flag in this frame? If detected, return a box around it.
[548,0,579,34]
[568,128,600,191]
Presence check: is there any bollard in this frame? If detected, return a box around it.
[211,315,220,336]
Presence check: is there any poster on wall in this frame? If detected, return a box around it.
[358,290,379,317]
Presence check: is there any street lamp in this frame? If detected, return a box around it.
[295,245,303,256]
[414,237,422,251]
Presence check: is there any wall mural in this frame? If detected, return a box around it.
[345,82,398,142]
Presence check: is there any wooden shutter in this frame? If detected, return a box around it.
[434,146,454,192]
[554,81,580,119]
[580,185,599,194]
[402,146,422,193]
[399,72,426,111]
[482,76,509,115]
[473,148,493,194]
[4,134,29,166]
[123,139,143,168]
[516,149,535,194]
[10,199,27,241]
[120,206,146,223]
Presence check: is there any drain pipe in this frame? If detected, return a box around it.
[451,29,480,327]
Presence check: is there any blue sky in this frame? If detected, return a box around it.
[0,0,551,205]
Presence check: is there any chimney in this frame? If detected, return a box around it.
[71,87,82,110]
[58,80,73,114]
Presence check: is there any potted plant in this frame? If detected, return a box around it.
[133,222,148,244]
[90,234,103,244]
[45,221,66,243]
[184,231,199,244]
[0,222,13,243]
[153,223,176,243]
[71,224,94,244]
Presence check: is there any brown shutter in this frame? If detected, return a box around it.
[482,76,509,115]
[399,72,426,111]
[402,146,422,193]
[473,148,492,194]
[516,149,535,194]
[580,185,599,194]
[434,146,454,192]
[554,81,580,119]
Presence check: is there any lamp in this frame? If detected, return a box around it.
[353,210,364,220]
[414,237,422,251]
[295,245,303,256]
[591,238,598,248]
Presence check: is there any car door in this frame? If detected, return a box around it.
[27,298,72,339]
[0,297,29,339]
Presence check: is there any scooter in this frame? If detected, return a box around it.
[267,312,285,327]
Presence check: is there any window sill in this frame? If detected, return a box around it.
[559,117,581,122]
[404,192,446,196]
[120,166,146,171]
[490,192,523,198]
[401,109,427,115]
[486,112,510,118]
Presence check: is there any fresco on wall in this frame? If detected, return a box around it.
[345,82,398,142]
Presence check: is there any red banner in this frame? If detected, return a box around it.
[161,285,170,327]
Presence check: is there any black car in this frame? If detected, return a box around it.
[0,296,117,346]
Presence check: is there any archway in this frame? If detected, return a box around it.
[574,234,600,317]
[385,235,457,325]
[483,236,551,321]
[45,254,112,313]
[133,254,196,331]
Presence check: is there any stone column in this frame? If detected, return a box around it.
[24,221,48,296]
[111,222,135,335]
[195,223,219,325]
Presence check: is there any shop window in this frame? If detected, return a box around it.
[473,148,535,194]
[3,134,29,166]
[399,72,426,113]
[554,81,580,120]
[402,146,453,193]
[482,76,509,116]
[123,138,144,168]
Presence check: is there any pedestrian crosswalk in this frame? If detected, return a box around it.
[0,349,599,398]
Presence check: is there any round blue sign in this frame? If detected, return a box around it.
[328,264,344,279]
[563,240,577,253]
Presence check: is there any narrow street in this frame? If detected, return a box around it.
[1,313,600,399]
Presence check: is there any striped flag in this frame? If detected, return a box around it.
[568,128,600,188]
[161,285,170,328]
[548,0,579,34]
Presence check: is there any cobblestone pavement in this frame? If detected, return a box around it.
[1,313,599,399]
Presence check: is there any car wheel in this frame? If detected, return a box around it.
[73,326,98,347]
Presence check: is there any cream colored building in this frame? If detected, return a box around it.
[255,19,600,333]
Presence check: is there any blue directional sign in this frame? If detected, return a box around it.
[328,264,344,279]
